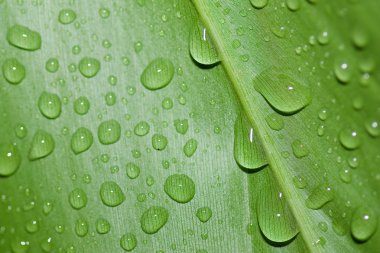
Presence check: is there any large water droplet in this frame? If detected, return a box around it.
[120,233,137,251]
[100,181,125,207]
[69,188,87,210]
[253,67,311,114]
[265,113,284,131]
[152,134,168,151]
[126,162,141,179]
[7,24,41,51]
[74,96,90,115]
[189,23,219,65]
[234,114,267,170]
[305,184,333,209]
[0,144,21,176]
[183,138,198,157]
[79,57,100,78]
[291,139,309,158]
[339,127,361,150]
[38,92,62,119]
[140,206,169,234]
[29,130,55,160]
[196,207,212,223]
[140,58,174,90]
[164,174,195,203]
[351,207,377,242]
[134,121,150,136]
[98,120,121,145]
[2,58,26,84]
[174,119,188,134]
[71,127,93,154]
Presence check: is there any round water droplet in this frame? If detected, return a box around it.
[58,9,76,24]
[317,31,330,45]
[45,58,59,73]
[105,92,116,106]
[162,97,173,110]
[305,184,333,209]
[11,238,30,253]
[253,68,311,114]
[339,127,361,150]
[40,237,54,252]
[74,96,90,115]
[96,218,110,234]
[69,188,87,210]
[291,139,309,158]
[0,144,21,176]
[79,57,100,78]
[71,127,93,154]
[184,138,198,157]
[250,0,268,9]
[140,206,169,234]
[152,134,168,151]
[286,0,301,11]
[120,233,137,251]
[318,221,328,232]
[2,58,26,84]
[7,24,41,51]
[164,174,195,203]
[339,168,352,183]
[352,27,369,49]
[351,207,377,242]
[196,207,212,223]
[25,219,39,233]
[38,92,62,119]
[365,118,380,137]
[98,120,121,145]
[134,121,150,136]
[99,7,110,18]
[29,130,55,160]
[140,58,174,90]
[174,119,188,134]
[126,162,141,179]
[334,59,353,84]
[265,113,284,131]
[100,181,125,207]
[15,123,28,139]
[75,218,88,237]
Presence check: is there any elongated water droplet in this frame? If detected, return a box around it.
[351,207,377,242]
[96,218,110,234]
[257,170,299,242]
[134,121,150,136]
[265,113,284,131]
[164,174,195,203]
[29,130,55,160]
[339,127,361,150]
[250,0,268,9]
[253,67,311,114]
[234,114,267,170]
[120,233,137,251]
[152,134,168,151]
[291,139,309,158]
[79,57,100,78]
[100,181,125,207]
[58,9,76,24]
[71,127,93,154]
[126,162,141,179]
[98,120,121,145]
[7,24,41,51]
[305,184,333,209]
[69,188,87,210]
[174,119,188,134]
[2,58,26,84]
[189,23,219,65]
[0,144,21,176]
[74,96,90,115]
[183,138,198,157]
[140,206,169,234]
[196,207,212,223]
[15,123,27,139]
[38,92,62,119]
[75,218,88,237]
[140,58,174,90]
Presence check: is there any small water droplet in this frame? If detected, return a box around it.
[2,58,26,84]
[291,139,309,158]
[126,162,140,179]
[79,57,100,78]
[196,207,212,223]
[75,218,88,237]
[74,96,90,115]
[0,144,21,176]
[339,127,361,150]
[292,175,307,189]
[250,0,268,9]
[286,0,301,11]
[140,206,169,234]
[134,121,150,136]
[29,130,55,160]
[140,58,174,90]
[99,181,125,207]
[265,113,284,131]
[58,9,76,24]
[305,184,333,209]
[164,174,195,203]
[334,58,353,84]
[339,168,352,183]
[120,233,137,251]
[152,134,168,151]
[98,120,121,145]
[45,58,59,73]
[38,92,61,119]
[96,218,110,234]
[71,127,93,154]
[183,138,198,157]
[69,188,87,210]
[174,119,188,134]
[7,24,41,50]
[365,118,380,137]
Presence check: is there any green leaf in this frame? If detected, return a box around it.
[1,0,379,252]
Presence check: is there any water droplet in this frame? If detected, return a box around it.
[29,130,55,160]
[318,221,328,232]
[140,206,169,234]
[58,9,76,24]
[339,168,352,183]
[134,41,143,53]
[7,24,41,51]
[15,123,28,139]
[152,134,168,151]
[365,118,380,137]
[305,184,333,209]
[196,207,212,223]
[351,207,377,242]
[189,23,219,65]
[40,237,54,252]
[291,139,309,158]
[105,92,116,106]
[126,162,141,179]
[234,114,267,169]
[71,127,93,154]
[317,31,330,45]
[69,188,87,210]
[174,119,188,134]
[162,97,173,110]
[352,27,369,49]
[265,113,284,131]
[292,175,307,189]
[250,0,268,9]
[0,144,21,176]
[100,181,125,207]
[98,120,121,145]
[134,121,150,136]
[11,238,30,253]
[183,138,198,157]
[334,58,353,84]
[164,174,195,203]
[286,0,301,11]
[253,67,311,114]
[120,233,137,251]
[38,92,61,119]
[339,127,361,150]
[140,58,174,90]
[75,218,88,237]
[96,218,110,234]
[74,96,90,115]
[45,58,59,73]
[99,7,110,18]
[2,58,26,84]
[79,57,100,78]
[43,201,53,215]
[24,219,39,233]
